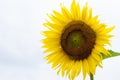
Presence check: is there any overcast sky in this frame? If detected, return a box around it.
[0,0,120,80]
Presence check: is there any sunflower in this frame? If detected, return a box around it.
[42,0,114,80]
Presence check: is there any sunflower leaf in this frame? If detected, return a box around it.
[102,50,120,60]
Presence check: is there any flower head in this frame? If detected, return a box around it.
[42,0,114,80]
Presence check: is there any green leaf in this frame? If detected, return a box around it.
[101,50,120,59]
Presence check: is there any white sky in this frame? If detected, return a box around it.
[0,0,120,80]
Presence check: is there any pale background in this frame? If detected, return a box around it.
[0,0,120,80]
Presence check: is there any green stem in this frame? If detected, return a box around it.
[90,73,94,80]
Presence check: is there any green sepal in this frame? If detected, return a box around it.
[101,50,120,59]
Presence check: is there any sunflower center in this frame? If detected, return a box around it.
[61,21,96,60]
[67,30,85,49]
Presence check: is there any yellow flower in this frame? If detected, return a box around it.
[42,0,114,80]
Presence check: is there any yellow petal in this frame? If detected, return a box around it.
[87,56,96,74]
[95,38,111,46]
[91,52,101,62]
[88,15,99,26]
[61,4,72,20]
[82,2,88,21]
[51,53,65,69]
[70,0,78,20]
[76,60,82,76]
[100,26,115,34]
[71,61,77,80]
[43,21,63,32]
[52,10,68,23]
[47,14,64,24]
[88,8,92,19]
[76,3,81,20]
[42,31,60,38]
[82,60,87,80]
